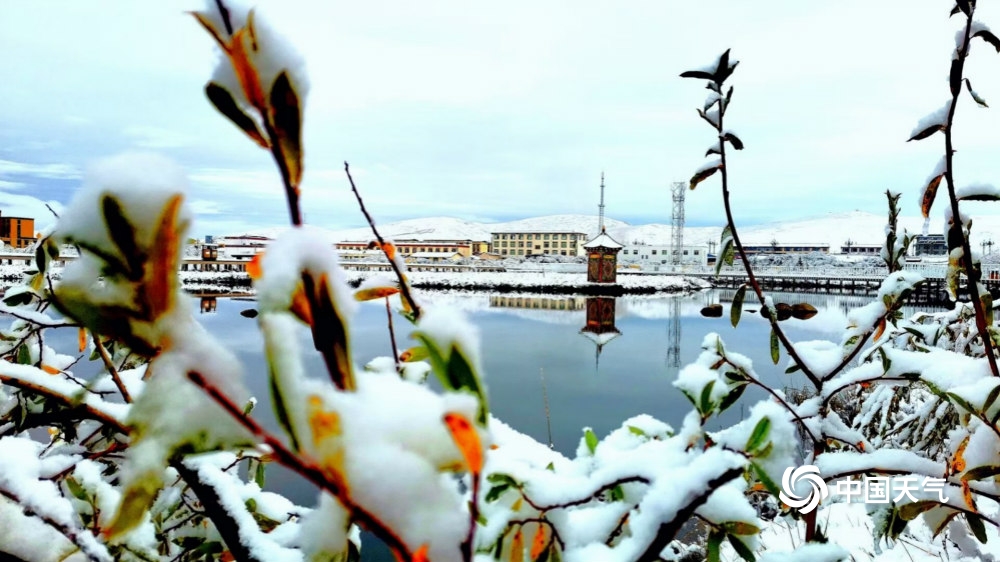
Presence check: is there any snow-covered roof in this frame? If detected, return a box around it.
[408,252,461,258]
[579,330,622,346]
[584,231,623,249]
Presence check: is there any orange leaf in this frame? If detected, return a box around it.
[78,328,87,353]
[857,441,865,452]
[873,318,886,340]
[922,174,945,218]
[444,412,483,474]
[529,523,549,561]
[42,365,61,375]
[147,194,185,319]
[412,545,430,562]
[290,282,314,326]
[354,286,400,302]
[226,17,267,112]
[510,529,524,562]
[963,480,978,512]
[247,253,264,279]
[951,435,970,476]
[190,11,228,51]
[307,395,341,444]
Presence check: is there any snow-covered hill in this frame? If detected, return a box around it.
[235,210,1000,254]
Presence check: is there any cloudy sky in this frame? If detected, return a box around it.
[4,1,1000,238]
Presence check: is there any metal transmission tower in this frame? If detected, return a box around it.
[598,172,606,232]
[670,181,685,265]
[666,296,681,368]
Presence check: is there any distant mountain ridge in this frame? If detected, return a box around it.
[238,210,1000,252]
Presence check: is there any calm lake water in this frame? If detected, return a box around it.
[191,289,941,500]
[30,287,947,559]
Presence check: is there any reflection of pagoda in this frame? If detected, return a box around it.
[579,297,621,368]
[199,296,217,314]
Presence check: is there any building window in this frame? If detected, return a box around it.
[544,242,550,248]
[683,250,689,255]
[632,250,638,254]
[694,250,700,255]
[544,234,550,240]
[652,250,657,255]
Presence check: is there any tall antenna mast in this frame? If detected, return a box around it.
[671,181,685,265]
[598,172,606,233]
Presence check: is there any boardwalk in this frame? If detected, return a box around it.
[671,263,1000,305]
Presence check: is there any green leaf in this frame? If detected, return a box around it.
[962,464,1000,481]
[627,425,646,437]
[16,344,30,366]
[35,243,47,275]
[485,483,511,503]
[908,124,945,142]
[609,484,625,501]
[268,373,300,452]
[101,194,144,281]
[487,473,519,487]
[731,284,746,328]
[946,391,976,414]
[3,291,33,307]
[745,417,771,453]
[728,534,756,561]
[716,226,735,276]
[706,531,723,562]
[584,428,599,454]
[723,132,744,150]
[65,477,88,501]
[899,500,938,521]
[966,78,989,107]
[974,29,1000,52]
[968,513,988,543]
[690,163,721,190]
[268,72,304,189]
[751,462,781,497]
[413,334,490,425]
[205,81,269,148]
[699,379,717,414]
[254,460,266,489]
[983,293,994,326]
[770,328,779,364]
[718,383,747,414]
[545,462,555,471]
[984,385,1000,414]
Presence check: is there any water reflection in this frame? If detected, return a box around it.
[579,297,622,370]
[199,296,217,314]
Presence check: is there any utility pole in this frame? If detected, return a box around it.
[598,172,606,233]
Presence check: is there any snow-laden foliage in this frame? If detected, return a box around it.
[7,2,1000,562]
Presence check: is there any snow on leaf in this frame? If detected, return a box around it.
[957,183,1000,201]
[908,101,952,141]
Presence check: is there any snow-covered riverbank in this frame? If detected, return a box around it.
[177,269,710,295]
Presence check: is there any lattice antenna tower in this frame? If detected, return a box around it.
[671,181,685,265]
[598,172,606,232]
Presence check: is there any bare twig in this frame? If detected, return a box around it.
[344,162,421,320]
[941,7,1000,378]
[91,335,131,403]
[385,297,401,374]
[0,487,110,562]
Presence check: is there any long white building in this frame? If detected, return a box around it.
[621,243,708,267]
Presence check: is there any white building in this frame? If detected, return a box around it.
[489,231,589,257]
[621,243,708,268]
